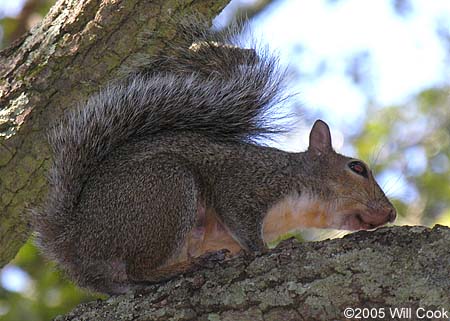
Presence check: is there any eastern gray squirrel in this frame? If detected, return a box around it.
[32,20,396,295]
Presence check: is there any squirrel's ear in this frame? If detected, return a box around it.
[308,119,332,155]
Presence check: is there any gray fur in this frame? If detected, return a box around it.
[31,22,286,293]
[31,20,395,295]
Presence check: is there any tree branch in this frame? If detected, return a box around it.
[55,225,450,321]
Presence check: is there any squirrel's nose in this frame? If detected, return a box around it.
[388,208,396,222]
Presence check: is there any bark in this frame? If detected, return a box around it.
[55,225,450,321]
[0,0,230,268]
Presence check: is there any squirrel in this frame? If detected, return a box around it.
[31,20,396,295]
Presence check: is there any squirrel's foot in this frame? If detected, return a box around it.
[193,249,230,269]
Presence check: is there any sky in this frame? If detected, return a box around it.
[253,0,449,106]
[217,0,450,150]
[1,0,450,295]
[0,0,25,19]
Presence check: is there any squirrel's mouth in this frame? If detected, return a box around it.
[340,209,396,231]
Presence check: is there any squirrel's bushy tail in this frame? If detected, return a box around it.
[32,20,286,263]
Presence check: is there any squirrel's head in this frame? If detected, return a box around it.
[302,119,396,230]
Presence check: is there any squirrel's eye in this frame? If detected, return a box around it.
[348,161,368,178]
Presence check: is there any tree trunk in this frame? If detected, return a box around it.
[54,225,450,321]
[0,0,230,268]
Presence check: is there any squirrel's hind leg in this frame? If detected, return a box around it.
[123,157,200,284]
[125,175,239,285]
